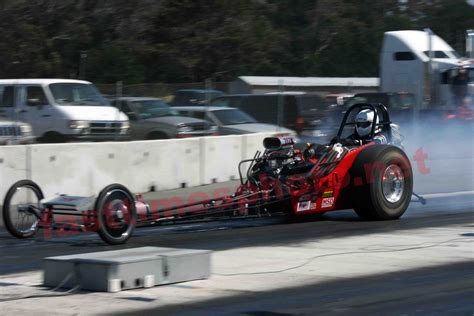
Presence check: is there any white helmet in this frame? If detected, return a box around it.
[355,109,379,138]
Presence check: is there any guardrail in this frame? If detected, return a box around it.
[0,133,276,200]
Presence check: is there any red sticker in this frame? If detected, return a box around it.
[321,197,334,208]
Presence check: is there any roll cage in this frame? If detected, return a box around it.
[337,103,393,143]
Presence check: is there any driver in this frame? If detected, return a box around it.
[343,109,388,145]
[330,109,388,146]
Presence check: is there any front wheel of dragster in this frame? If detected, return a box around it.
[95,184,136,245]
[350,145,413,220]
[3,180,44,238]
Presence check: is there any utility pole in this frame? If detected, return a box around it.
[79,50,88,79]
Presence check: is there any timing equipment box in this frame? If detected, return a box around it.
[43,246,211,292]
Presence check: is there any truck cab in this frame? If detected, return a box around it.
[380,30,473,110]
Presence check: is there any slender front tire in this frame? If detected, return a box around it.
[3,180,44,238]
[95,184,136,245]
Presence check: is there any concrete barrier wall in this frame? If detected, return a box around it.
[0,145,29,199]
[200,135,242,184]
[0,133,276,201]
[5,132,470,205]
[27,140,202,198]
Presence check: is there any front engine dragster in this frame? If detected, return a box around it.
[2,103,414,244]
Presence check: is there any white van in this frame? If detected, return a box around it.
[0,79,129,142]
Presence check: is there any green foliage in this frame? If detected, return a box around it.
[0,0,472,83]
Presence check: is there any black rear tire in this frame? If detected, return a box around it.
[95,184,136,245]
[3,180,44,238]
[350,145,413,220]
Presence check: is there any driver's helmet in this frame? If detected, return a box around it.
[355,109,379,138]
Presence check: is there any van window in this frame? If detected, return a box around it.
[0,86,14,107]
[26,86,48,106]
[394,52,415,61]
[49,83,109,106]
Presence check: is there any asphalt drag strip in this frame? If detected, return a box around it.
[121,261,474,316]
[0,205,472,315]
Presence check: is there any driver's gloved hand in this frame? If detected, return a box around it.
[303,147,316,160]
[331,136,359,146]
[303,143,328,160]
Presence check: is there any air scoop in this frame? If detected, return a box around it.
[263,136,295,151]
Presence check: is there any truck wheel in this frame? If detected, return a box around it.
[95,184,136,245]
[350,145,413,220]
[3,180,44,238]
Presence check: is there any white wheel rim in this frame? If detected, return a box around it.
[382,164,405,203]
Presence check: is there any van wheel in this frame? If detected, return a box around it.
[39,132,67,143]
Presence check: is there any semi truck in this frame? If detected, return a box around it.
[379,29,473,114]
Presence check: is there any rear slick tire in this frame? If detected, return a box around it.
[350,145,413,220]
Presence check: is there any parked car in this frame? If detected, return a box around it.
[170,89,225,107]
[111,97,218,139]
[209,93,334,139]
[0,118,35,145]
[173,106,296,136]
[0,79,129,143]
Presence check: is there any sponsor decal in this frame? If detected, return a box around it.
[322,190,334,198]
[321,197,334,208]
[297,201,311,212]
[280,137,294,145]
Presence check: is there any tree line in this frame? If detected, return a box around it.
[0,0,472,84]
